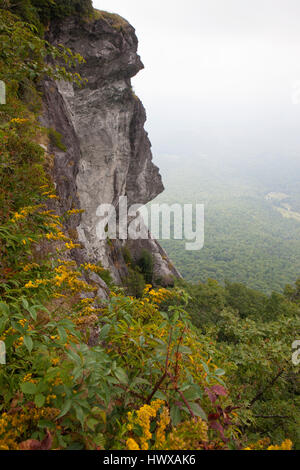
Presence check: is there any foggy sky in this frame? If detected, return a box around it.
[94,0,300,166]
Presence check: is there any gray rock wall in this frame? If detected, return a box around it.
[41,14,180,290]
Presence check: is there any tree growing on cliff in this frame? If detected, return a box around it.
[1,0,93,32]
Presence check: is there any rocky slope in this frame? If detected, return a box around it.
[41,12,180,292]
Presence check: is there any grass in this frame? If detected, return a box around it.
[92,9,129,31]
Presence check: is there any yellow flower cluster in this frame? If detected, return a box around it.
[41,210,60,219]
[244,438,293,451]
[67,209,84,215]
[126,438,140,450]
[23,263,39,272]
[14,337,24,349]
[167,418,208,450]
[0,320,32,348]
[22,373,36,384]
[155,406,171,448]
[0,407,59,450]
[126,402,210,451]
[54,264,80,288]
[10,205,40,224]
[52,264,94,294]
[144,286,173,305]
[45,394,57,404]
[126,400,165,450]
[143,284,153,294]
[46,231,68,242]
[0,326,16,342]
[25,279,48,289]
[81,263,104,274]
[12,212,25,222]
[268,439,293,450]
[47,221,63,229]
[65,241,80,250]
[50,375,63,387]
[80,298,94,305]
[10,118,28,124]
[57,259,77,267]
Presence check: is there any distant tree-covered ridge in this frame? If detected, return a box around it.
[153,155,300,294]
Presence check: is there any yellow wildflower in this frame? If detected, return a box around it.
[268,439,293,451]
[126,438,140,450]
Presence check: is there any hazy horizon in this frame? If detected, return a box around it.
[95,0,300,171]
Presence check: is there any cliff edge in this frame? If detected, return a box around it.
[41,12,181,290]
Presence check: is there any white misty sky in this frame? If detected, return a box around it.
[93,0,300,165]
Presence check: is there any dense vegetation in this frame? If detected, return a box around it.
[164,278,300,445]
[0,3,298,451]
[0,0,93,32]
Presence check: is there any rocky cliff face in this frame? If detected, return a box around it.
[41,13,180,292]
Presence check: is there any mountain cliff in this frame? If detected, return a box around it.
[40,12,180,292]
[0,5,298,451]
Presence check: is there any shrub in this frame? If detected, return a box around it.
[3,0,93,32]
[126,268,145,298]
[47,128,67,152]
[136,249,154,284]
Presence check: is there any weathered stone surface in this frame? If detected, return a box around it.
[41,14,181,291]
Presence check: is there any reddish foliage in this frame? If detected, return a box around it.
[205,385,228,403]
[19,430,52,451]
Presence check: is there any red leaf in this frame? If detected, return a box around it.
[19,439,42,450]
[19,430,52,451]
[40,430,53,450]
[210,385,228,397]
[210,421,228,443]
[205,387,217,403]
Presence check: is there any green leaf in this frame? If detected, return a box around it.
[66,442,84,450]
[28,307,37,322]
[183,386,202,401]
[74,404,85,427]
[178,345,192,355]
[0,317,8,334]
[98,324,111,340]
[21,382,37,395]
[35,394,45,408]
[23,335,33,353]
[57,399,72,419]
[57,326,67,343]
[154,390,168,400]
[0,302,9,316]
[131,377,151,387]
[188,402,207,421]
[215,368,225,376]
[200,360,210,374]
[93,433,106,448]
[86,417,99,431]
[179,384,190,392]
[114,367,128,385]
[170,405,182,426]
[22,298,29,310]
